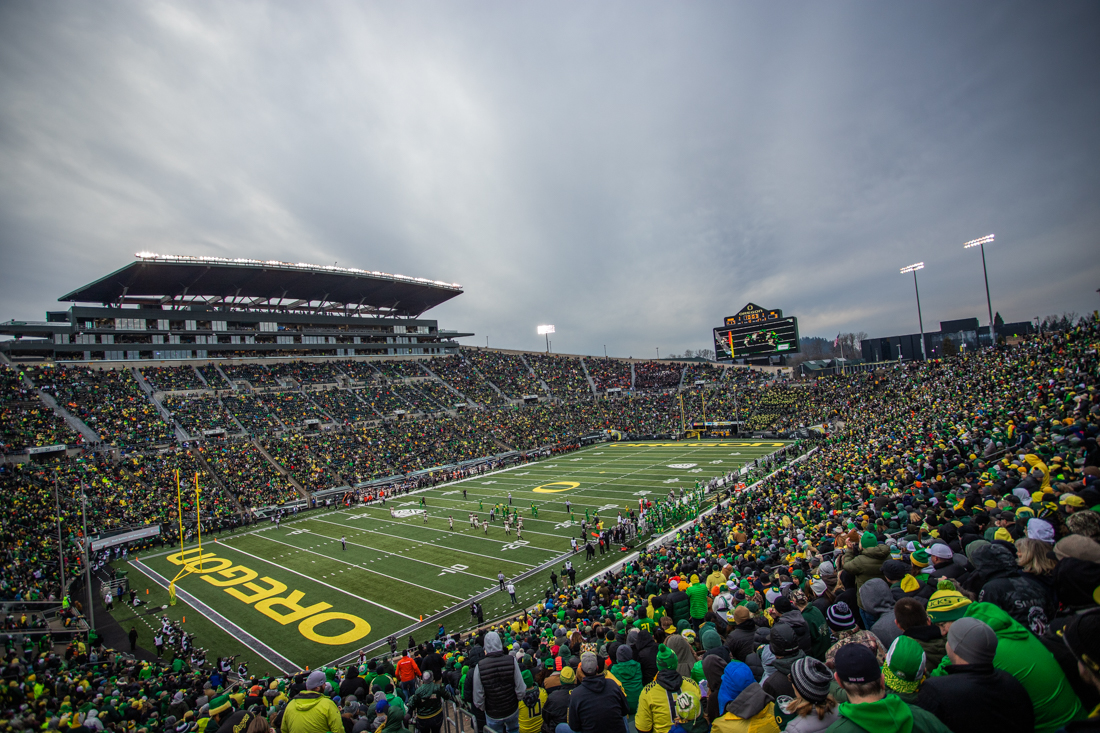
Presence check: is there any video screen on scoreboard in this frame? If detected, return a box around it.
[714,316,799,360]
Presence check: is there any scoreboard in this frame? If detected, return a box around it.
[713,302,799,360]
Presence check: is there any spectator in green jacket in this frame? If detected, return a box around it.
[281,670,342,733]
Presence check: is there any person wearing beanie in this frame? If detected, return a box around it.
[783,657,838,733]
[839,531,890,629]
[540,665,576,733]
[710,661,778,733]
[927,602,1083,732]
[879,636,926,705]
[791,589,830,663]
[828,644,950,733]
[635,645,703,733]
[824,602,886,670]
[563,653,628,733]
[408,670,452,733]
[606,644,643,716]
[516,668,545,733]
[917,617,1034,733]
[724,607,758,664]
[280,670,341,733]
[924,580,971,634]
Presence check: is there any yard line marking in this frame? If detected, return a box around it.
[250,533,467,601]
[304,517,532,570]
[217,538,419,619]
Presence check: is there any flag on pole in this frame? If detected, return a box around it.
[833,333,840,348]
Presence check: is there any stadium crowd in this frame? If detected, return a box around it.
[2,322,1100,732]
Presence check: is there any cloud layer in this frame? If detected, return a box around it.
[1,1,1098,357]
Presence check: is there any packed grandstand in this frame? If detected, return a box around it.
[2,318,1099,733]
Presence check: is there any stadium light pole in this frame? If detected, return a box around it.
[963,234,995,347]
[537,325,555,353]
[900,263,927,361]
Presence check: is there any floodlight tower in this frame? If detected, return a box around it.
[537,325,555,353]
[963,234,995,347]
[900,263,927,361]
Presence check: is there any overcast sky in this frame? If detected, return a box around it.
[1,2,1097,358]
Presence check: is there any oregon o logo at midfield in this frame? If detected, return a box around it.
[532,481,580,494]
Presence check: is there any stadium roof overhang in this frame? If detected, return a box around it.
[59,254,463,318]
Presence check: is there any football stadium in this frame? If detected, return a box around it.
[3,5,1100,733]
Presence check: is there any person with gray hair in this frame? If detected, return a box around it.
[917,617,1034,733]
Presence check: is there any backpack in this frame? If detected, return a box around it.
[522,687,542,715]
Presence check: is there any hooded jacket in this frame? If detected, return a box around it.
[777,610,812,653]
[635,670,702,733]
[841,545,891,610]
[918,662,1035,733]
[607,660,644,714]
[711,683,780,733]
[930,602,1083,732]
[473,632,526,720]
[566,674,628,733]
[963,544,1055,634]
[859,579,900,649]
[280,692,342,733]
[631,630,660,684]
[540,682,574,733]
[665,633,697,678]
[725,620,759,663]
[825,695,951,733]
[701,655,729,722]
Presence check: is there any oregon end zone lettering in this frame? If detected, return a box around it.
[168,548,371,646]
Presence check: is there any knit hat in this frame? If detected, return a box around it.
[1062,607,1100,675]
[579,652,599,675]
[926,580,972,623]
[881,560,909,582]
[207,696,232,716]
[1027,518,1055,544]
[616,645,633,662]
[860,532,878,549]
[558,666,576,685]
[928,543,953,560]
[826,602,856,631]
[809,578,827,595]
[910,550,930,569]
[790,657,831,703]
[834,644,880,685]
[656,644,678,670]
[883,636,926,695]
[520,669,534,688]
[732,606,751,624]
[947,617,998,665]
[306,670,327,690]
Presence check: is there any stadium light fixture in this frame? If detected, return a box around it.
[899,262,927,361]
[963,234,995,347]
[537,325,555,352]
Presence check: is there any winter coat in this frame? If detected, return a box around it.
[931,602,1083,732]
[963,544,1055,634]
[540,684,574,733]
[665,633,697,678]
[918,662,1034,733]
[701,654,729,722]
[841,546,891,610]
[632,629,660,684]
[607,660,644,714]
[665,591,692,624]
[777,610,811,653]
[566,674,628,733]
[635,670,702,733]
[725,620,759,663]
[280,692,342,733]
[782,708,838,733]
[823,696,951,733]
[800,605,831,662]
[711,683,780,733]
[685,582,710,620]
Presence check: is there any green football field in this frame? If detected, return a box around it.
[120,439,788,673]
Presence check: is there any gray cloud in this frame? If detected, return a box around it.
[1,1,1098,357]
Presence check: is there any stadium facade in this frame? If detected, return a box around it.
[861,315,1034,362]
[0,254,473,362]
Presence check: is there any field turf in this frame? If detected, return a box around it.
[117,439,788,672]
